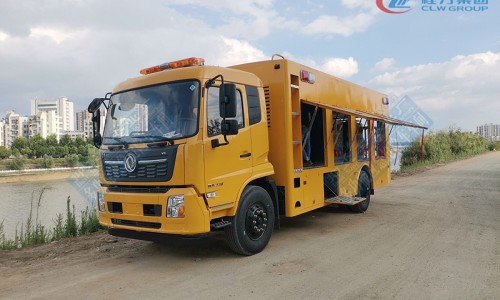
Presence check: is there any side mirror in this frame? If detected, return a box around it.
[91,109,102,148]
[221,119,239,135]
[93,133,102,148]
[88,98,103,113]
[219,83,237,118]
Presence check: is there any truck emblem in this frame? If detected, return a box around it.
[124,153,137,173]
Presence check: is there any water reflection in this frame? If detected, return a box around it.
[0,171,99,239]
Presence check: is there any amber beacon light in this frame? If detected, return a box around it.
[140,57,205,75]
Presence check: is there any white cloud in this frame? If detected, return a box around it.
[0,31,9,41]
[322,57,359,78]
[341,0,378,11]
[303,12,375,36]
[371,52,500,130]
[215,38,268,66]
[374,58,396,71]
[29,27,88,44]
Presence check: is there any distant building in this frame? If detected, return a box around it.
[31,97,74,133]
[3,111,28,148]
[63,130,86,140]
[477,123,500,141]
[0,97,105,148]
[76,108,106,139]
[0,121,4,147]
[27,110,59,139]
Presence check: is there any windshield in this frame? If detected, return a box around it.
[103,80,200,145]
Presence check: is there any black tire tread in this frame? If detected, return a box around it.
[225,185,274,256]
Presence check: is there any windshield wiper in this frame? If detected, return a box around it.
[104,137,128,149]
[129,133,175,146]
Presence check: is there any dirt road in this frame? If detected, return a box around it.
[1,152,499,300]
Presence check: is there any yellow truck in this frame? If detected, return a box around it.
[88,56,425,255]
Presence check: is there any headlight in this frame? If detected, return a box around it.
[97,192,105,212]
[167,195,185,218]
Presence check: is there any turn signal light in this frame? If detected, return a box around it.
[140,57,205,75]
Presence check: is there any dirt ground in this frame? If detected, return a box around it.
[0,152,499,300]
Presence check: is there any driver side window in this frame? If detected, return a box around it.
[207,87,244,137]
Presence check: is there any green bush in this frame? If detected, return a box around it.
[38,155,54,169]
[0,146,11,159]
[401,128,489,168]
[65,154,80,167]
[8,156,26,170]
[65,196,78,237]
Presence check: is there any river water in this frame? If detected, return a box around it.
[0,171,99,239]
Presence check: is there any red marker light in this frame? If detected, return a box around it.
[300,70,315,84]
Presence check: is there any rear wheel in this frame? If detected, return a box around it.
[350,171,371,213]
[225,186,275,255]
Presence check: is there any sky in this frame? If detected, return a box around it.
[0,0,499,131]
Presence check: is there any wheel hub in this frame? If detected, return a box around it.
[246,204,268,240]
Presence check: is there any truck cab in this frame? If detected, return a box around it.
[89,58,275,255]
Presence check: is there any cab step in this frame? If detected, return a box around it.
[210,219,232,230]
[325,196,366,206]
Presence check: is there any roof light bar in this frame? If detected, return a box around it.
[140,57,205,75]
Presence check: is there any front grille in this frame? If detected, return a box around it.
[107,186,169,194]
[101,147,177,182]
[111,218,161,229]
[104,163,168,180]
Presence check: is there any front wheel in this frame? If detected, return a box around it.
[225,186,275,255]
[350,171,371,213]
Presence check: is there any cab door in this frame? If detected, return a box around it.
[203,85,252,209]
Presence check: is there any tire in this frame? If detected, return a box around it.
[350,171,371,213]
[225,186,275,255]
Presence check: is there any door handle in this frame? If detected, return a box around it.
[240,152,252,158]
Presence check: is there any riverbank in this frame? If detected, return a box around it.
[0,167,98,184]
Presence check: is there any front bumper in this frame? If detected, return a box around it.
[99,187,210,235]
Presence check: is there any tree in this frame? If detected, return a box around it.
[59,134,72,147]
[69,145,78,155]
[0,146,11,159]
[74,136,86,147]
[55,145,69,158]
[46,134,58,147]
[78,145,88,157]
[29,134,46,158]
[86,145,99,166]
[11,137,31,157]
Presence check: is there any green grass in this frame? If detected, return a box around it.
[0,190,102,250]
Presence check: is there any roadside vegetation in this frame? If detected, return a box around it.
[0,188,101,250]
[400,128,494,171]
[0,134,98,170]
